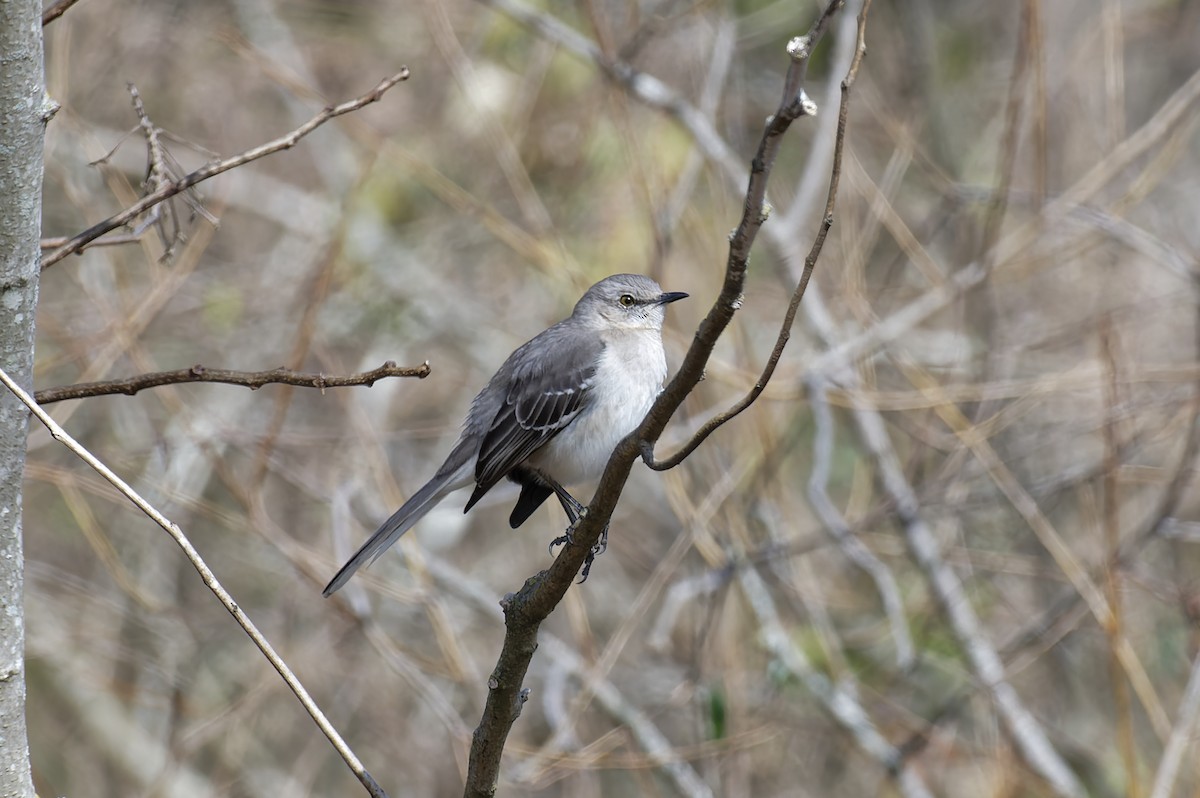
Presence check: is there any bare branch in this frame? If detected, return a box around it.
[641,0,860,472]
[42,0,82,26]
[40,233,143,250]
[0,366,389,798]
[33,361,431,405]
[41,69,410,269]
[127,82,190,261]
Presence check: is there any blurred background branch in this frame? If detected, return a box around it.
[41,69,409,268]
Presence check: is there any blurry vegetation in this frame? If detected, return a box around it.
[24,0,1200,796]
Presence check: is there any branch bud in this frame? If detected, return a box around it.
[786,35,810,61]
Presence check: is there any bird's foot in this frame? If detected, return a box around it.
[548,511,610,583]
[548,507,587,554]
[577,524,609,582]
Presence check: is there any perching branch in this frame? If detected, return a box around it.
[41,69,410,269]
[641,0,862,471]
[462,3,850,796]
[33,361,431,405]
[0,366,389,798]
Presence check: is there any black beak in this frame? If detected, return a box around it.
[657,291,689,305]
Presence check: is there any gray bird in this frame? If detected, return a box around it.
[323,273,687,596]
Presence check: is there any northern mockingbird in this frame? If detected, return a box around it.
[323,273,687,596]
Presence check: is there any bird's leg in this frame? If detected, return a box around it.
[550,482,584,524]
[550,513,581,553]
[546,481,585,554]
[542,476,610,582]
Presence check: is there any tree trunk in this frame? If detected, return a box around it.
[0,2,46,796]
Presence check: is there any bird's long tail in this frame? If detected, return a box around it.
[322,462,470,597]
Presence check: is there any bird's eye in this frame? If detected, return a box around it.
[619,294,635,307]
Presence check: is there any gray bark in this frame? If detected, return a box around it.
[0,1,46,796]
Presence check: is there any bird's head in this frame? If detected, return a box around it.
[574,273,688,331]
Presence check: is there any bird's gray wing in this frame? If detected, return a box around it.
[464,331,602,511]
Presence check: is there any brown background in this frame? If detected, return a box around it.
[27,0,1200,795]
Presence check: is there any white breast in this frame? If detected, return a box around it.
[528,330,667,486]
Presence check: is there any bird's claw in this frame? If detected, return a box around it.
[548,507,587,554]
[547,510,610,583]
[578,548,595,583]
[576,524,608,581]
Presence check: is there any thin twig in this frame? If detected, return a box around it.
[33,361,431,405]
[41,70,410,269]
[42,0,82,26]
[638,267,804,469]
[636,0,911,675]
[640,0,854,471]
[779,0,860,234]
[0,366,388,798]
[39,233,143,250]
[128,82,185,260]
